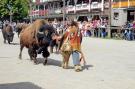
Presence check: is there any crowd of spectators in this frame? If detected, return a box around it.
[121,21,135,41]
[1,18,135,41]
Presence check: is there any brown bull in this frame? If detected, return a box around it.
[2,24,14,44]
[19,19,55,64]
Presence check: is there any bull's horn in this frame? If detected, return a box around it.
[38,31,44,34]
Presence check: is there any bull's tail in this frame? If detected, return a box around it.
[19,44,24,59]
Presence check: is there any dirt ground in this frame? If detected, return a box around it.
[0,32,135,89]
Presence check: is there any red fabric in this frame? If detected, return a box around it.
[64,26,82,51]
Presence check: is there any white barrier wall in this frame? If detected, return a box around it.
[111,8,127,26]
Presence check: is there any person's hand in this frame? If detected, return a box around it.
[57,36,62,40]
[57,49,62,54]
[52,35,62,40]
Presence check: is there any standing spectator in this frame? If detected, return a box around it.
[100,22,107,38]
[132,21,135,40]
[85,22,91,37]
[92,19,100,37]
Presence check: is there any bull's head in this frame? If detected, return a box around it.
[7,32,14,43]
[37,24,56,45]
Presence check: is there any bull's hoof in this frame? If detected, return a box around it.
[63,66,68,69]
[43,60,47,65]
[34,61,38,65]
[8,41,11,44]
[19,57,22,60]
[61,63,65,69]
[19,55,22,60]
[33,59,38,64]
[4,40,6,43]
[61,63,68,69]
[30,57,33,61]
[50,47,53,53]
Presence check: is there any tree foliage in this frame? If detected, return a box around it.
[0,0,30,21]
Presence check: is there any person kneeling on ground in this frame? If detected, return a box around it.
[59,21,83,72]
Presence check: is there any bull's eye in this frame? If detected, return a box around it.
[44,30,48,36]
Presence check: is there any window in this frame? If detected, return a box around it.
[39,5,44,10]
[68,0,75,5]
[113,12,119,20]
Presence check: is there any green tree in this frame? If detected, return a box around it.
[0,0,30,21]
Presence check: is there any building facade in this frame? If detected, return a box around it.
[111,0,135,26]
[30,0,110,21]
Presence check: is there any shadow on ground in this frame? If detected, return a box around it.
[35,58,62,67]
[25,57,93,71]
[2,42,19,45]
[82,64,93,70]
[0,57,11,59]
[66,64,93,70]
[10,42,20,45]
[0,82,42,89]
